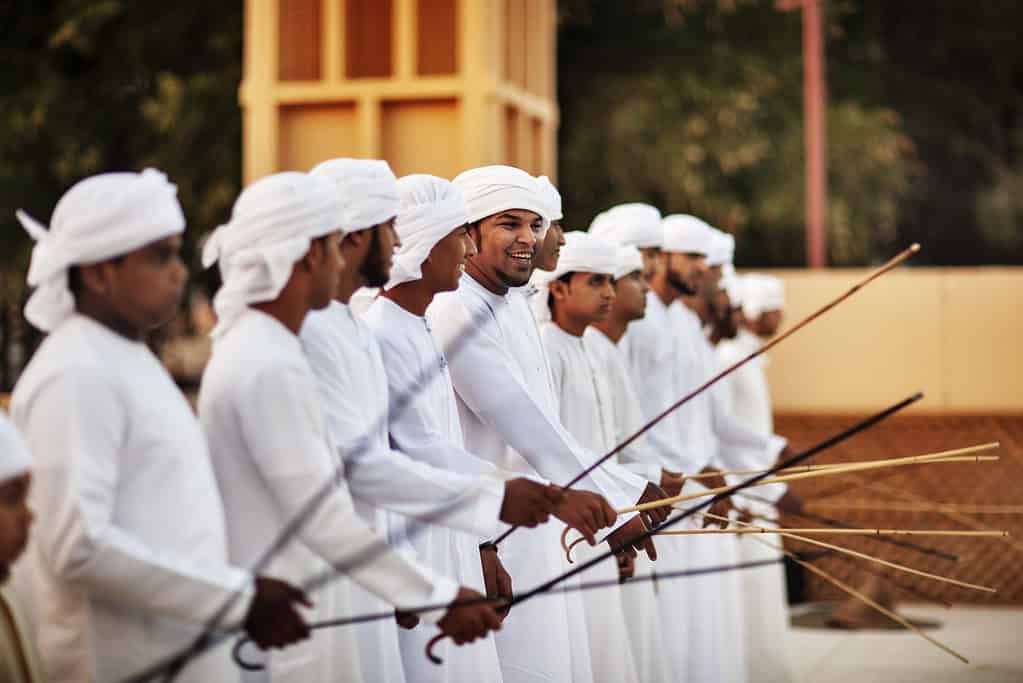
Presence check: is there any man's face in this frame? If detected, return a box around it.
[638,247,660,285]
[309,230,346,309]
[84,234,187,333]
[612,271,648,323]
[423,224,477,293]
[552,271,616,324]
[663,252,708,296]
[467,209,543,288]
[533,220,565,272]
[0,473,32,580]
[361,218,400,288]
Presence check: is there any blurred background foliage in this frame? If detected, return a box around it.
[0,0,1021,355]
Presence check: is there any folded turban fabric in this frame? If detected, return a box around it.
[384,174,470,290]
[720,270,744,306]
[613,245,644,280]
[452,165,549,235]
[740,273,785,319]
[16,169,186,332]
[309,158,400,233]
[202,172,342,337]
[528,231,618,323]
[661,214,715,255]
[535,175,563,222]
[588,202,662,248]
[707,229,736,267]
[0,413,31,484]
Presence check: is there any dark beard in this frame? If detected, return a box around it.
[667,268,698,296]
[360,228,390,288]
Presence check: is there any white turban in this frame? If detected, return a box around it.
[0,413,31,484]
[202,172,342,337]
[613,245,644,280]
[15,168,185,332]
[535,176,563,222]
[528,231,618,323]
[589,202,663,249]
[741,273,785,319]
[661,214,715,255]
[309,158,400,233]
[707,229,735,267]
[452,165,549,235]
[720,270,743,306]
[384,174,469,290]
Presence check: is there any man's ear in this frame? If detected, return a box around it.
[549,279,570,302]
[466,223,483,253]
[77,262,113,295]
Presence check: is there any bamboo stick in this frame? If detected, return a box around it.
[620,453,999,514]
[807,500,1023,515]
[700,512,996,593]
[653,527,1008,538]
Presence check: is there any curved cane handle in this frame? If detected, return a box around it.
[560,526,575,563]
[566,536,588,563]
[426,633,447,664]
[232,636,266,671]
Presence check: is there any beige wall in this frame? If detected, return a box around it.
[759,267,1023,414]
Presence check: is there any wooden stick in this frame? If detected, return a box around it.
[808,500,1023,515]
[620,453,999,514]
[654,527,1008,538]
[687,442,1000,479]
[700,512,996,593]
[750,534,969,663]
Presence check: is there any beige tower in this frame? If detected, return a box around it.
[241,0,558,184]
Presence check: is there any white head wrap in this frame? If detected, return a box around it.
[707,229,736,267]
[535,176,563,222]
[720,270,743,306]
[202,172,342,337]
[741,273,785,319]
[613,245,644,280]
[661,214,715,255]
[0,414,31,483]
[452,165,549,235]
[15,169,185,332]
[589,202,662,248]
[527,231,618,323]
[309,158,400,233]
[384,174,469,290]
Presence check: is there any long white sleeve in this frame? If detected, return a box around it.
[19,372,252,628]
[300,316,503,539]
[237,365,458,620]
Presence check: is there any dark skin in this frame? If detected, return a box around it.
[0,473,32,583]
[464,210,544,295]
[335,218,400,304]
[533,220,566,272]
[74,234,312,650]
[650,251,707,309]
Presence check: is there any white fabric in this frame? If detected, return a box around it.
[718,330,793,683]
[660,214,715,255]
[16,169,185,332]
[429,273,647,682]
[707,229,735,267]
[385,174,469,290]
[199,309,458,682]
[741,273,786,319]
[588,203,662,248]
[202,172,342,337]
[363,297,506,683]
[300,300,505,681]
[721,269,744,306]
[0,413,31,483]
[535,175,563,222]
[309,158,401,233]
[613,245,644,280]
[527,231,619,323]
[11,314,249,683]
[452,165,549,234]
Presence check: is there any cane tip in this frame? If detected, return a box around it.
[909,242,921,252]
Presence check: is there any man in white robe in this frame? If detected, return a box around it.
[10,170,310,682]
[427,165,651,683]
[301,163,572,683]
[589,202,663,283]
[199,171,503,682]
[717,273,794,683]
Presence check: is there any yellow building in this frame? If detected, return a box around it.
[240,0,558,184]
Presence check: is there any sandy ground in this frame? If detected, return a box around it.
[788,604,1023,682]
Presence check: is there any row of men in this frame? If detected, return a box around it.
[0,160,794,683]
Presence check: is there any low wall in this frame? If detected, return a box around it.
[758,267,1023,414]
